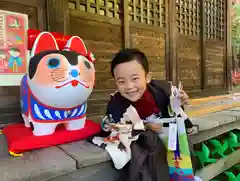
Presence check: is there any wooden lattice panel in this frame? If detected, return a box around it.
[128,0,166,27]
[205,0,225,40]
[68,0,121,19]
[176,0,201,37]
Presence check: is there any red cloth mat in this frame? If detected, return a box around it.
[2,120,101,154]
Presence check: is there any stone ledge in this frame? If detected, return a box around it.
[190,108,240,143]
[191,108,240,133]
[228,107,240,111]
[48,162,118,181]
[190,120,240,144]
[0,134,9,158]
[0,147,76,181]
[219,110,240,119]
[187,100,240,118]
[58,141,110,168]
[0,107,239,181]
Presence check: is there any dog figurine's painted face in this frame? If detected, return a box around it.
[27,32,95,108]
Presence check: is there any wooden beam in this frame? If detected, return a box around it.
[164,0,170,81]
[70,9,121,25]
[104,0,109,17]
[168,0,177,84]
[140,0,143,23]
[46,0,69,35]
[226,0,233,92]
[123,0,130,48]
[196,149,240,181]
[75,0,80,10]
[200,0,207,90]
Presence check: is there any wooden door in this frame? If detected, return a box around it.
[175,0,227,96]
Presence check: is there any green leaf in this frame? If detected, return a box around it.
[194,143,216,167]
[210,139,228,157]
[228,132,240,152]
[225,172,236,181]
[236,173,240,181]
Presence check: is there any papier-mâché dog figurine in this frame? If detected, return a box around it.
[20,32,95,136]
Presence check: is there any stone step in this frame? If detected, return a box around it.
[0,147,76,181]
[189,95,230,105]
[0,107,239,181]
[186,97,240,118]
[48,162,118,181]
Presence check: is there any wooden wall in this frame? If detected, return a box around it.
[0,0,232,125]
[206,41,225,88]
[175,0,227,93]
[69,10,122,118]
[65,0,168,120]
[130,25,166,80]
[177,36,201,91]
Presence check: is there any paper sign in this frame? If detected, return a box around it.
[0,10,28,86]
[168,123,177,151]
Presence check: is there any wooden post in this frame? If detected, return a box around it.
[46,0,69,35]
[164,0,169,81]
[168,0,177,84]
[232,45,236,71]
[123,0,130,48]
[226,0,232,92]
[200,0,207,90]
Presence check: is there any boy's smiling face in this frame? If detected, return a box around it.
[113,59,151,102]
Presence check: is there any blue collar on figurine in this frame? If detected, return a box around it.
[29,95,86,121]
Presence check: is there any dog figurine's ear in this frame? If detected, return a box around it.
[64,36,88,56]
[64,36,96,63]
[30,32,59,58]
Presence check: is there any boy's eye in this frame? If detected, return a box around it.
[118,80,124,84]
[133,77,139,81]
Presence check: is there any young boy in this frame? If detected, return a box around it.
[100,48,194,181]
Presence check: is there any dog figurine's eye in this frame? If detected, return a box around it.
[47,58,60,69]
[84,60,91,69]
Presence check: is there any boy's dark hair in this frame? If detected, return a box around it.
[111,48,149,77]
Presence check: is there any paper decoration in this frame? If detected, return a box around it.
[0,10,28,86]
[147,85,196,181]
[93,105,145,169]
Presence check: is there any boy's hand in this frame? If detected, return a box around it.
[145,122,162,133]
[179,90,189,105]
[108,123,121,131]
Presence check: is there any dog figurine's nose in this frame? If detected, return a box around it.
[70,69,79,77]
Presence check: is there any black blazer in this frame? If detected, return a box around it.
[106,80,170,122]
[105,80,193,128]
